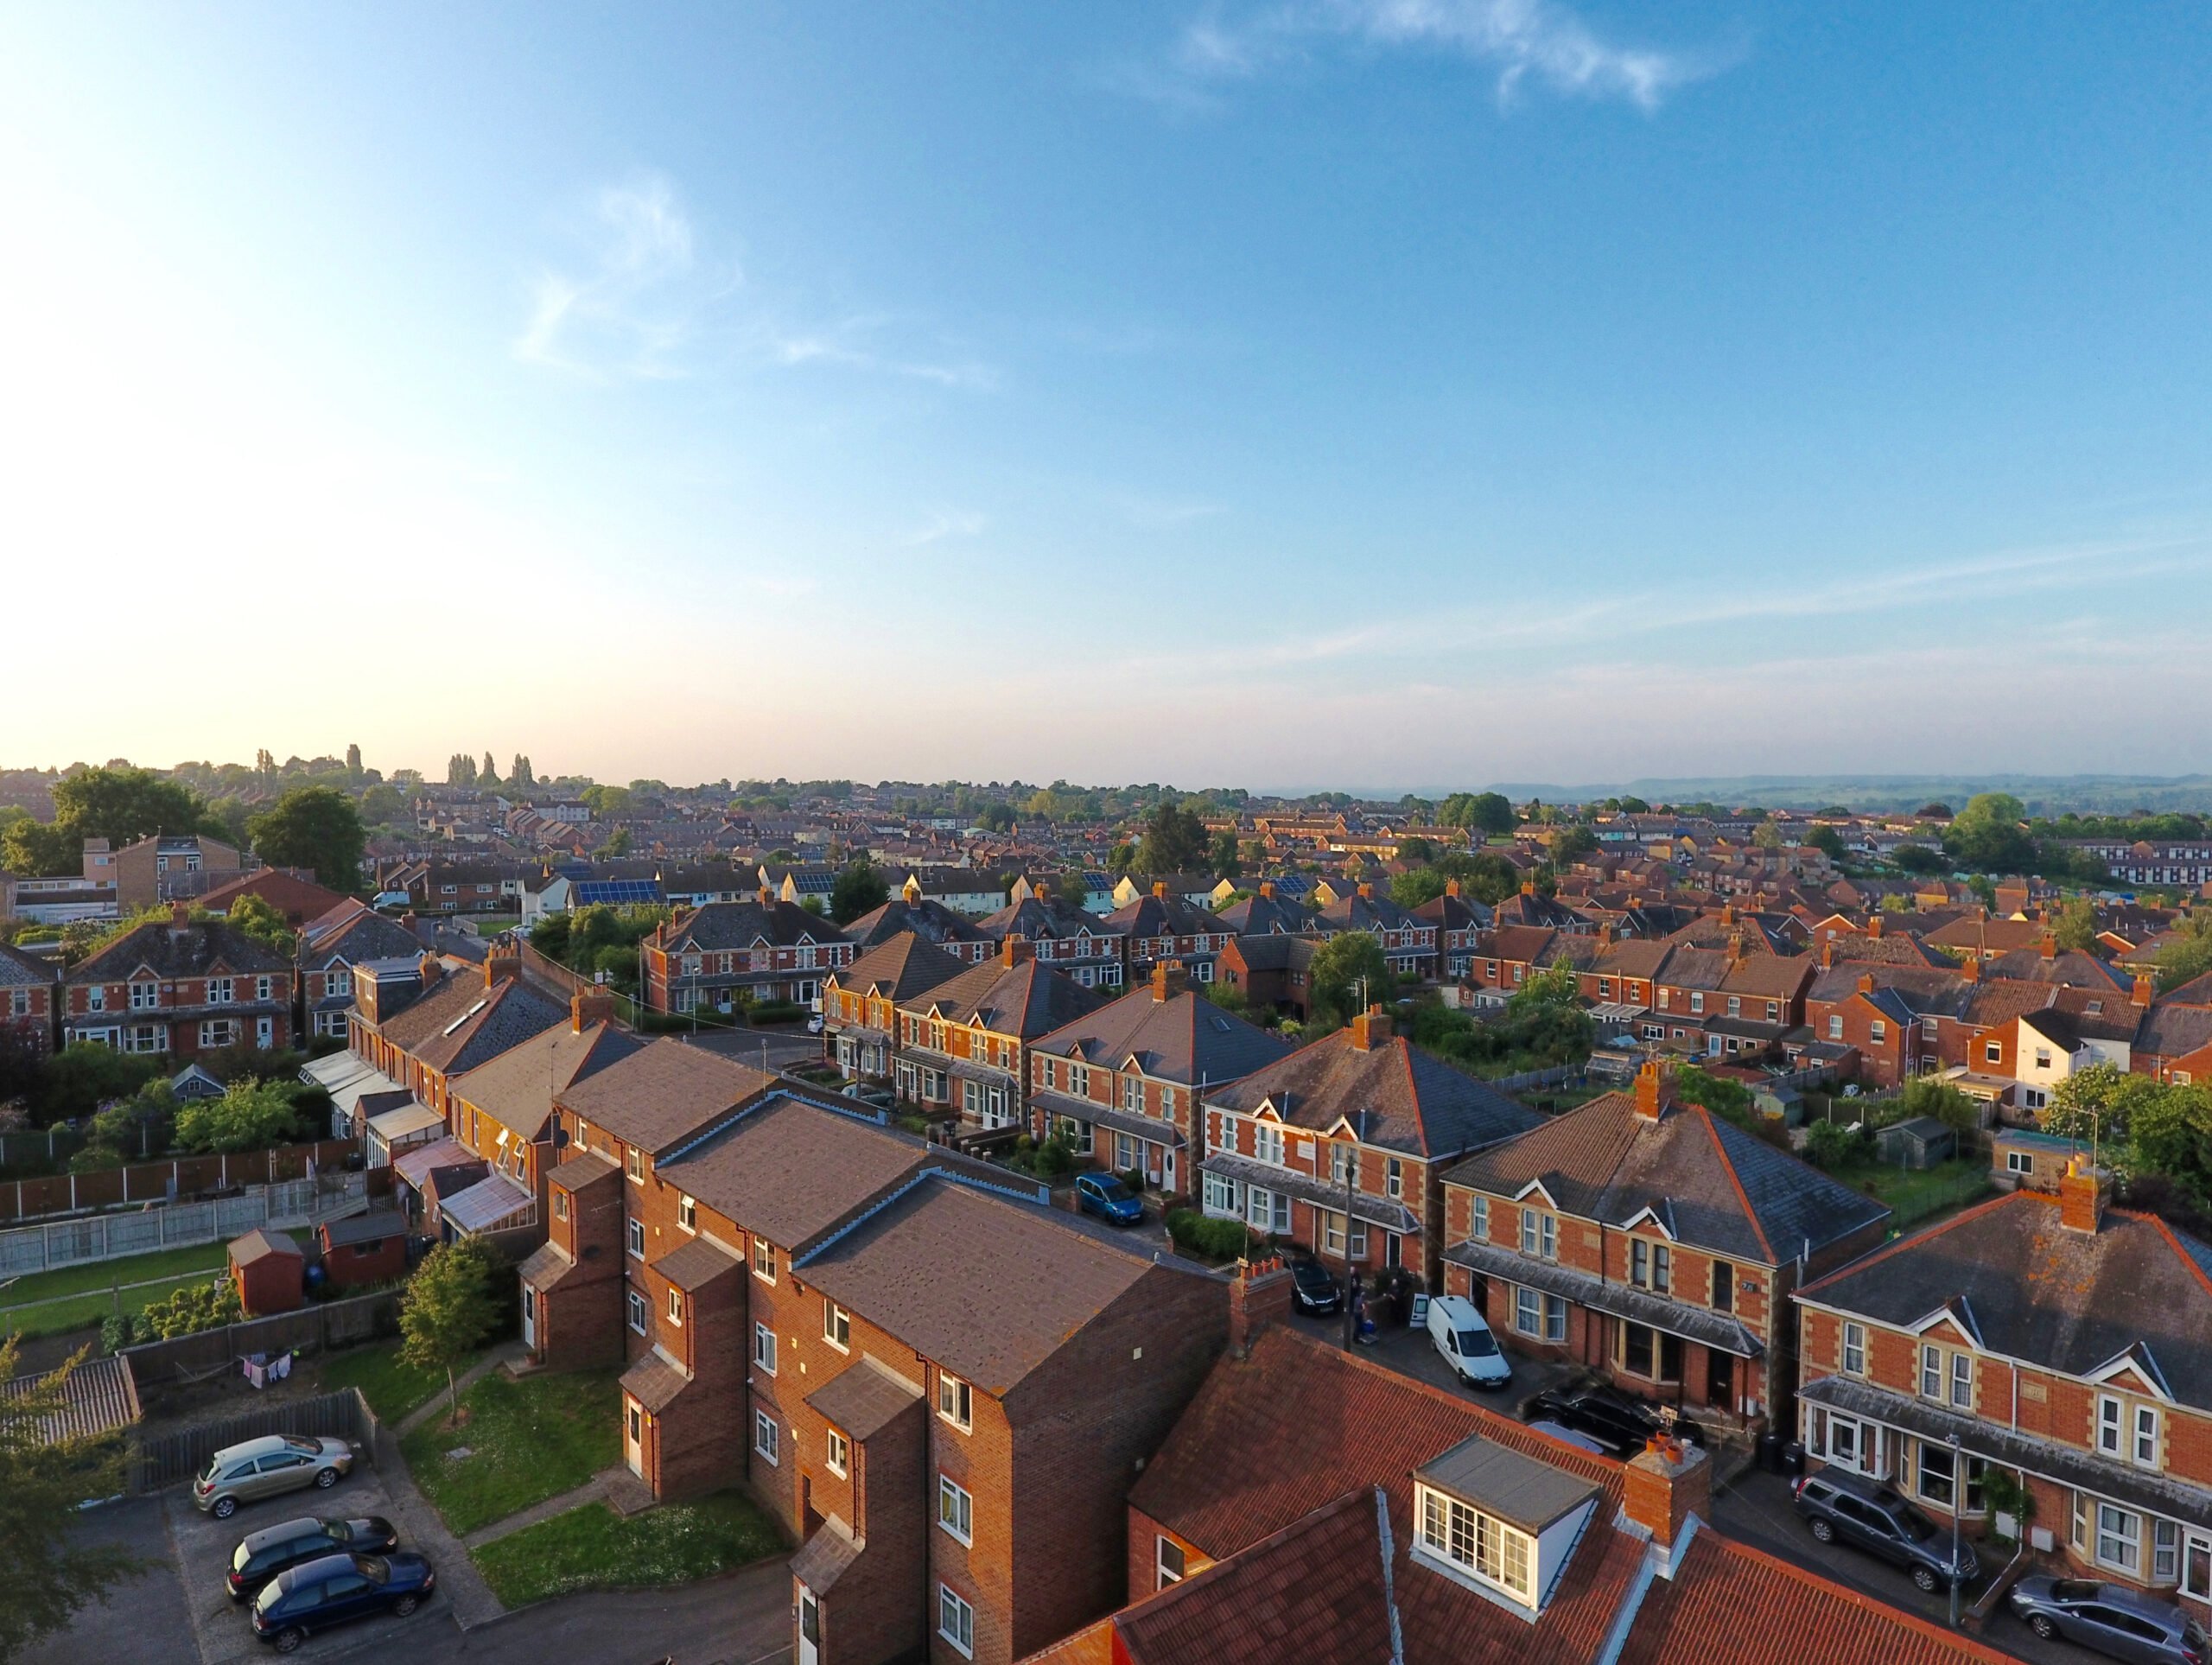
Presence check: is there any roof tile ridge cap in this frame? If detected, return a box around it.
[1694,1106,1776,1262]
[1799,1186,2028,1296]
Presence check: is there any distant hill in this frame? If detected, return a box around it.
[1478,775,2212,817]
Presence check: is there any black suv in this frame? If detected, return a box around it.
[1523,1388,1707,1458]
[1289,1260,1341,1316]
[1792,1469,1978,1592]
[227,1516,400,1601]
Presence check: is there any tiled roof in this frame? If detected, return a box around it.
[1800,1190,2212,1414]
[799,1177,1184,1396]
[1034,986,1291,1088]
[68,918,291,983]
[1205,1027,1537,1159]
[907,957,1102,1039]
[651,1233,741,1290]
[2136,1001,2212,1058]
[832,931,968,1004]
[804,1354,923,1441]
[554,1040,772,1154]
[230,1227,302,1264]
[452,1020,642,1139]
[620,1350,688,1414]
[0,939,52,989]
[664,898,850,952]
[1442,1090,1889,1265]
[655,1093,929,1253]
[839,897,989,953]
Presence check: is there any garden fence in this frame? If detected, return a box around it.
[120,1288,403,1397]
[0,1171,369,1278]
[129,1385,379,1493]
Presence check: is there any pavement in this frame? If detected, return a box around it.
[676,1027,827,1075]
[23,1496,197,1665]
[428,1557,794,1665]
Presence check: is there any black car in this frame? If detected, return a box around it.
[1289,1259,1342,1315]
[1792,1470,1977,1593]
[1523,1388,1707,1458]
[251,1552,435,1652]
[228,1516,400,1601]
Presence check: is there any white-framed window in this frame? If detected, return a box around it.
[626,1287,647,1334]
[826,1428,849,1478]
[753,1322,777,1375]
[1156,1535,1186,1590]
[1203,1171,1236,1214]
[1827,1015,1844,1040]
[1920,1344,1942,1401]
[1514,1286,1540,1336]
[626,1218,645,1259]
[1322,1212,1367,1258]
[1254,1123,1285,1166]
[823,1300,851,1351]
[1841,1321,1866,1376]
[1914,1441,1986,1513]
[2097,1395,2125,1457]
[2135,1403,2161,1468]
[938,1585,975,1658]
[256,975,273,1001]
[1331,1142,1354,1185]
[666,1287,683,1326]
[1951,1352,1973,1410]
[753,1237,777,1283]
[1122,1074,1143,1114]
[129,980,159,1011]
[1415,1484,1535,1605]
[1630,1240,1670,1293]
[86,986,106,1012]
[1245,1186,1290,1233]
[1115,1131,1138,1172]
[553,1190,569,1222]
[1471,1195,1489,1240]
[2154,1519,2179,1584]
[1387,1157,1403,1199]
[938,1372,973,1432]
[207,977,233,1005]
[2006,1150,2032,1175]
[2097,1502,2142,1574]
[2189,1531,2212,1602]
[754,1410,779,1466]
[1519,1209,1556,1261]
[938,1474,973,1545]
[126,1025,169,1054]
[677,1194,696,1232]
[197,1020,237,1048]
[625,1147,645,1184]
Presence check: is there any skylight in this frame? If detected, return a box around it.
[442,998,489,1035]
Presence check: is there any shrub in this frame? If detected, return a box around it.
[1166,1208,1255,1261]
[1803,1119,1869,1172]
[747,1001,808,1025]
[134,1276,244,1341]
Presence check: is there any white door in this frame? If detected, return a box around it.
[256,1015,275,1049]
[798,1586,821,1665]
[1162,1147,1177,1194]
[520,1285,536,1349]
[625,1401,644,1476]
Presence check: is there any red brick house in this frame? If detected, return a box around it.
[1028,965,1290,1199]
[1796,1166,2212,1616]
[0,938,57,1056]
[62,906,296,1058]
[842,880,995,965]
[823,931,969,1084]
[297,898,421,1039]
[891,944,1100,1133]
[1440,1064,1891,1433]
[643,888,855,1014]
[1413,878,1490,979]
[1211,931,1319,1020]
[1104,883,1236,986]
[974,893,1126,992]
[1313,882,1438,977]
[1198,1006,1538,1289]
[349,951,566,1121]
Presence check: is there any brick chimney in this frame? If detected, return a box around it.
[1857,972,1875,994]
[2041,931,2057,961]
[572,988,616,1033]
[1350,1004,1392,1052]
[1000,935,1033,969]
[1866,915,1884,940]
[1633,1060,1670,1121]
[400,910,419,934]
[902,875,923,905]
[1819,937,1834,970]
[1259,881,1276,900]
[2058,1155,2110,1235]
[1624,1435,1710,1549]
[1153,880,1169,899]
[2134,973,2154,1009]
[1152,961,1189,1002]
[1521,881,1536,897]
[1960,954,1980,984]
[1445,878,1462,899]
[1726,930,1744,965]
[1598,923,1614,948]
[1227,1255,1295,1357]
[757,882,774,906]
[168,900,190,928]
[486,950,520,988]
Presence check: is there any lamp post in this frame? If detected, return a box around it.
[1948,1431,1965,1628]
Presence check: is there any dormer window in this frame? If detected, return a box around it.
[1418,1485,1532,1602]
[1409,1437,1597,1617]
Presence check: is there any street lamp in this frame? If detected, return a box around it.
[1948,1431,1965,1628]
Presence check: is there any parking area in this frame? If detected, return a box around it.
[165,1467,450,1663]
[1282,1307,1581,1413]
[24,1497,197,1665]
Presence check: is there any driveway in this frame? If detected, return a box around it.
[165,1465,450,1663]
[1714,1465,2107,1665]
[1282,1307,1580,1414]
[23,1497,196,1665]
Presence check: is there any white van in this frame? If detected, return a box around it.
[1426,1293,1513,1391]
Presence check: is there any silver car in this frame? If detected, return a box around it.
[2008,1578,2208,1664]
[192,1434,358,1519]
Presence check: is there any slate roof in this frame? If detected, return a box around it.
[373,969,568,1077]
[1033,986,1290,1088]
[1104,892,1222,938]
[620,1350,688,1414]
[663,898,850,953]
[1799,1190,2212,1414]
[554,1040,772,1154]
[906,957,1101,1039]
[320,1210,405,1249]
[1220,932,1319,974]
[1205,1026,1537,1160]
[1211,891,1317,936]
[798,1177,1179,1397]
[975,895,1119,945]
[2136,1001,2212,1059]
[655,1093,931,1253]
[1442,1088,1890,1265]
[0,938,52,990]
[1980,946,2128,992]
[651,1234,741,1290]
[452,1019,642,1141]
[841,897,989,954]
[832,932,967,1004]
[68,918,290,983]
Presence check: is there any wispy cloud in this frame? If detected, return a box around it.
[903,510,989,547]
[515,173,995,390]
[1109,0,1732,116]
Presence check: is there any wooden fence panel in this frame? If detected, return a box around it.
[121,1290,403,1399]
[130,1387,378,1493]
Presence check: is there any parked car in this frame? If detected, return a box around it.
[227,1516,400,1602]
[1075,1172,1144,1226]
[1791,1469,1978,1592]
[194,1435,359,1520]
[1424,1293,1511,1390]
[1523,1388,1707,1459]
[2008,1578,2208,1664]
[251,1552,435,1653]
[1289,1258,1342,1316]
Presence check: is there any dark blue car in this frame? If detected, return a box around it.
[251,1551,434,1652]
[1076,1172,1144,1225]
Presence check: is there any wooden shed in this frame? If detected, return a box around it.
[228,1227,305,1316]
[317,1210,409,1289]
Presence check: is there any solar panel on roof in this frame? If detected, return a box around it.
[575,880,664,906]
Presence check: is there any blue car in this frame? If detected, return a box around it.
[1076,1172,1144,1226]
[251,1551,435,1652]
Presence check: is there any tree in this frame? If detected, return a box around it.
[2050,897,2101,956]
[0,1338,139,1658]
[224,893,296,957]
[579,784,632,817]
[1106,842,1138,876]
[1944,792,2035,874]
[399,1237,503,1425]
[1807,825,1847,860]
[1440,791,1516,836]
[1897,1076,1980,1135]
[1136,802,1210,876]
[357,783,404,825]
[1209,829,1243,880]
[1056,872,1091,910]
[1616,796,1651,815]
[1307,931,1392,1029]
[50,766,210,848]
[247,785,365,892]
[480,752,499,788]
[1396,836,1436,866]
[446,753,477,786]
[0,817,79,878]
[35,1043,162,1126]
[594,827,633,858]
[2155,916,2212,992]
[973,803,1015,834]
[344,743,362,778]
[1917,803,1954,820]
[175,1079,300,1153]
[830,859,888,925]
[1752,823,1785,850]
[1891,843,1949,875]
[1548,826,1598,864]
[1390,867,1451,909]
[1508,956,1580,1014]
[510,754,534,789]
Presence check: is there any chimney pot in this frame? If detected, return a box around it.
[1350,1004,1392,1052]
[572,988,615,1033]
[2133,973,2153,1009]
[1152,961,1188,1002]
[1624,1435,1710,1549]
[1259,881,1275,900]
[1867,915,1884,939]
[1153,880,1169,899]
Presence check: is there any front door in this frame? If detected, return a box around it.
[520,1285,536,1350]
[1161,1146,1177,1194]
[1707,1347,1732,1413]
[798,1586,822,1665]
[625,1401,644,1477]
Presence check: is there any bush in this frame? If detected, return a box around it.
[747,1001,808,1026]
[1803,1119,1871,1172]
[130,1276,244,1342]
[1166,1208,1255,1261]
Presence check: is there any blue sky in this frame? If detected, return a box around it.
[4,2,2209,792]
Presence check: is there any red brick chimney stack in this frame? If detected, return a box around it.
[2134,973,2154,1009]
[1001,935,1033,969]
[1349,1004,1392,1052]
[2058,1155,2110,1235]
[1227,1255,1295,1357]
[1624,1434,1710,1549]
[1152,962,1188,1002]
[1153,880,1169,899]
[572,988,615,1033]
[1633,1060,1669,1121]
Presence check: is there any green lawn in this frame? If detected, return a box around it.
[471,1492,784,1609]
[321,1339,486,1423]
[402,1368,620,1535]
[1841,1158,1993,1228]
[0,1242,231,1340]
